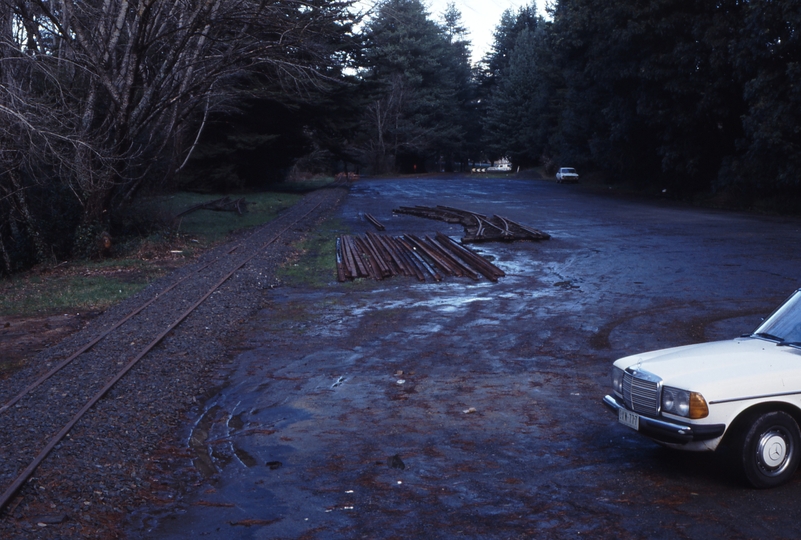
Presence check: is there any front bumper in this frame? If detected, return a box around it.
[603,394,725,445]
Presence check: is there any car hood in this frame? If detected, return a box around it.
[614,338,801,402]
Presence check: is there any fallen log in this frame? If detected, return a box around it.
[175,197,248,218]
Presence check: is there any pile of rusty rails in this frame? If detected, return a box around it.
[337,231,505,283]
[393,205,550,243]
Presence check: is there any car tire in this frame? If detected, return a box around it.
[735,411,801,488]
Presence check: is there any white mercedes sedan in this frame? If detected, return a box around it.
[605,289,801,488]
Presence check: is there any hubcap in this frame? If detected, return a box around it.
[757,429,791,475]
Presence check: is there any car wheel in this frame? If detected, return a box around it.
[736,411,801,488]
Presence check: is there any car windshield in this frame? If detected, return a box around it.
[753,290,801,344]
[563,168,575,173]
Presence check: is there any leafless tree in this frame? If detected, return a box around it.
[0,0,352,271]
[361,73,440,174]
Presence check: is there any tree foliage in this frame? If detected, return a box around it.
[482,17,563,166]
[481,0,801,200]
[3,0,801,275]
[356,0,474,173]
[725,0,801,193]
[0,0,353,272]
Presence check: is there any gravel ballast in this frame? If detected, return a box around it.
[0,185,347,539]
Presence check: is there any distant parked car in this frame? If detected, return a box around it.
[556,167,579,183]
[604,289,801,488]
[487,164,512,172]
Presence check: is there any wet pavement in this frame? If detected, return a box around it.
[139,176,801,539]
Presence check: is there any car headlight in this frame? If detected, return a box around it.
[611,366,625,396]
[661,386,709,419]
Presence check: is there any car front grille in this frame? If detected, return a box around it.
[622,371,660,415]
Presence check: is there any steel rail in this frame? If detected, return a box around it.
[495,215,514,239]
[435,205,488,219]
[404,235,462,277]
[434,233,503,282]
[0,199,325,512]
[397,237,441,281]
[366,232,405,276]
[435,232,505,275]
[472,213,505,235]
[389,236,426,281]
[343,235,369,278]
[335,237,346,282]
[338,235,355,278]
[353,237,383,280]
[473,214,485,238]
[506,218,551,240]
[425,236,480,280]
[364,213,385,231]
[388,237,424,281]
[0,254,229,415]
[359,235,391,277]
[0,233,274,415]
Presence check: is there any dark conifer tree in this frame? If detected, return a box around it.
[357,0,472,173]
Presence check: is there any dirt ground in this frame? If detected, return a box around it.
[6,175,801,539]
[0,312,100,376]
[118,175,801,539]
[0,259,186,379]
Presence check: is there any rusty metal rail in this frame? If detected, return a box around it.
[0,196,329,513]
[364,213,385,231]
[393,205,550,242]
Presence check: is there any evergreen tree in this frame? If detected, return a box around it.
[479,6,550,166]
[357,0,471,173]
[178,0,362,190]
[548,0,746,192]
[722,0,801,195]
[439,3,478,171]
[483,22,563,167]
[484,6,539,84]
[478,0,801,202]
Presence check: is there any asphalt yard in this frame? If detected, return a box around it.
[140,175,801,539]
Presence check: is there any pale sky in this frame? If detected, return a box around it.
[356,1,547,64]
[426,0,536,63]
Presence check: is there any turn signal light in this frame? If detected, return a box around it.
[689,392,709,419]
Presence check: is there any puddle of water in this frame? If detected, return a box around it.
[465,318,501,327]
[348,292,495,318]
[403,323,444,334]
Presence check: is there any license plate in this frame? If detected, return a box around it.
[619,408,640,430]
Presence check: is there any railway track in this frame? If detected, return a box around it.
[0,186,345,518]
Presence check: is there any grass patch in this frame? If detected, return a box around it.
[277,217,387,292]
[0,358,26,378]
[1,189,314,318]
[270,177,338,193]
[133,191,305,245]
[278,217,348,288]
[0,266,153,316]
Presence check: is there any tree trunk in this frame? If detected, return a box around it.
[9,170,48,263]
